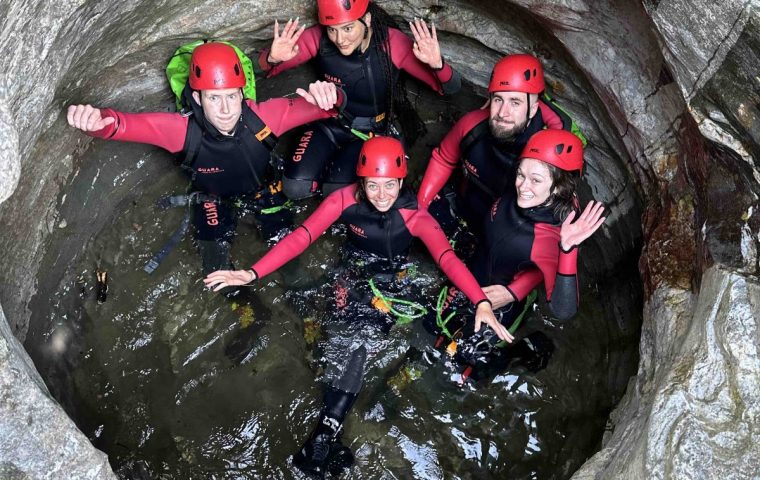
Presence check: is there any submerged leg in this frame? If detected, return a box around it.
[293,345,367,477]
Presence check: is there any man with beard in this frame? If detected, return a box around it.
[416,54,580,235]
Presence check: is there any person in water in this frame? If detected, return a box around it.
[258,0,462,199]
[417,53,579,237]
[204,136,503,475]
[434,129,605,381]
[66,42,346,279]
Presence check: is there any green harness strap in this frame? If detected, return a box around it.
[435,287,539,342]
[367,279,428,325]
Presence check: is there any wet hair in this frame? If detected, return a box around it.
[367,2,427,143]
[545,163,580,221]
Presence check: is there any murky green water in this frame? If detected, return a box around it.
[27,152,640,478]
[25,68,642,478]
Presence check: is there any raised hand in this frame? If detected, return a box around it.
[473,302,514,343]
[560,200,606,251]
[296,80,339,110]
[268,18,305,64]
[203,269,256,292]
[67,104,115,132]
[410,18,443,69]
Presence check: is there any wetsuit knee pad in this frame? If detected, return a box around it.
[282,176,318,200]
[193,202,236,242]
[197,239,234,275]
[284,125,337,183]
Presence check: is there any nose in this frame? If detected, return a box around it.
[497,102,512,119]
[220,97,230,114]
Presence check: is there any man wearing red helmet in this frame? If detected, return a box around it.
[417,54,582,235]
[434,130,605,382]
[204,136,502,475]
[67,42,347,278]
[257,0,462,200]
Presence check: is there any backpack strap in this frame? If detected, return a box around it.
[179,113,203,177]
[540,93,588,146]
[241,105,278,151]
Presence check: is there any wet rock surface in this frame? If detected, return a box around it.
[0,0,758,478]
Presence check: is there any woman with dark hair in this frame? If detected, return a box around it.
[258,0,462,200]
[204,136,496,475]
[432,129,606,381]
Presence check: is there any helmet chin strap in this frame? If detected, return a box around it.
[524,92,532,133]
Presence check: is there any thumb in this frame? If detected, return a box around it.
[101,116,116,127]
[473,317,482,333]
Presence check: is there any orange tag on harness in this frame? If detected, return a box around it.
[446,341,458,357]
[375,112,386,123]
[371,296,391,313]
[255,125,272,142]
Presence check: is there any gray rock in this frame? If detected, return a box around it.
[0,307,116,480]
[574,267,760,480]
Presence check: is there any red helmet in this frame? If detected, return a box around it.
[520,130,584,172]
[488,54,545,94]
[318,0,370,25]
[356,136,407,178]
[189,42,246,90]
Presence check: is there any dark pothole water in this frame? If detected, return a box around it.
[25,69,642,479]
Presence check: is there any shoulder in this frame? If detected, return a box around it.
[456,108,490,131]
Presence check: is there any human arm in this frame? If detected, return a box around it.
[545,201,606,320]
[67,104,187,153]
[251,81,346,135]
[416,110,486,208]
[203,187,352,292]
[407,209,513,342]
[388,27,461,95]
[258,23,322,77]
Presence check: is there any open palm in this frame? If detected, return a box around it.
[560,200,606,250]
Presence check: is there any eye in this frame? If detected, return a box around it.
[367,184,377,191]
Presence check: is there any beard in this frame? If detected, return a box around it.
[489,115,528,143]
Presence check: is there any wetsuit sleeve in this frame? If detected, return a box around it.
[417,110,484,208]
[549,248,579,321]
[506,268,543,302]
[532,224,579,321]
[87,108,188,153]
[257,25,322,77]
[251,93,344,136]
[388,29,461,95]
[404,210,487,305]
[537,100,565,131]
[250,186,352,278]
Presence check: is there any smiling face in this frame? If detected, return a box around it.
[515,158,554,208]
[325,13,370,55]
[488,91,538,142]
[193,88,243,135]
[363,177,401,212]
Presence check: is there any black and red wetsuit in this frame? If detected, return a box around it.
[258,25,462,198]
[417,105,569,233]
[470,190,579,321]
[87,96,339,272]
[250,185,488,307]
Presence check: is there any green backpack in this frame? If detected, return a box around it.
[166,40,257,110]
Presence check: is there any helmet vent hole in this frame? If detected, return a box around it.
[343,0,351,10]
[523,69,531,81]
[194,66,201,78]
[234,64,240,76]
[395,156,401,167]
[567,145,573,153]
[555,144,565,155]
[361,154,367,165]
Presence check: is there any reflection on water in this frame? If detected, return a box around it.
[30,156,640,480]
